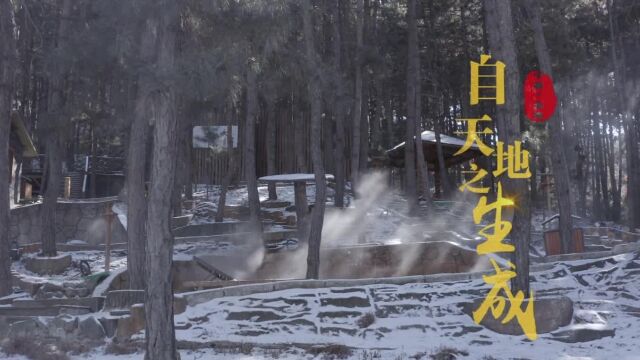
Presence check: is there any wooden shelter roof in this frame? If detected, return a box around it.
[386,130,483,169]
[10,112,37,157]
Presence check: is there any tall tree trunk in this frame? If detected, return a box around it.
[427,0,450,197]
[266,102,277,200]
[0,0,16,297]
[41,0,73,257]
[332,0,346,208]
[593,110,609,217]
[171,102,190,217]
[140,5,180,359]
[607,121,621,221]
[216,111,238,223]
[371,77,383,153]
[127,82,150,290]
[484,0,532,295]
[524,0,574,253]
[607,0,640,230]
[294,105,306,172]
[244,63,261,234]
[351,0,364,190]
[434,95,450,196]
[384,97,394,150]
[413,37,431,206]
[302,0,327,280]
[359,0,371,174]
[405,0,419,215]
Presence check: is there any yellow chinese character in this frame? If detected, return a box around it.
[459,163,490,194]
[474,182,514,254]
[494,141,531,179]
[454,115,494,157]
[473,259,537,341]
[470,54,505,105]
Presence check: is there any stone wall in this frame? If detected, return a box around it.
[9,198,127,246]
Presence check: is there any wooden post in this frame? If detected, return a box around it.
[105,203,113,272]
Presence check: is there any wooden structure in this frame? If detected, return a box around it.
[190,104,356,185]
[8,113,37,204]
[259,173,334,239]
[544,228,585,256]
[386,130,483,169]
[386,130,484,194]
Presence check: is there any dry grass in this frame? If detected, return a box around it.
[1,335,102,360]
[358,349,383,359]
[429,346,469,360]
[105,339,143,355]
[2,337,69,360]
[356,312,376,329]
[307,344,353,359]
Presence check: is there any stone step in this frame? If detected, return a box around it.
[57,305,92,315]
[261,200,292,209]
[0,306,59,317]
[193,256,234,281]
[104,290,145,310]
[12,297,104,312]
[109,309,131,316]
[263,230,298,242]
[0,315,38,325]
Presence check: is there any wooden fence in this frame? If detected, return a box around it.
[191,103,354,185]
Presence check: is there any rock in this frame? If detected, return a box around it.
[261,200,291,209]
[613,242,640,255]
[261,210,286,223]
[65,287,91,298]
[551,327,615,343]
[63,281,92,298]
[98,317,120,338]
[171,215,193,229]
[11,275,43,295]
[24,255,72,275]
[8,318,47,338]
[0,317,9,339]
[175,321,192,330]
[77,316,106,340]
[47,315,78,338]
[34,282,66,300]
[462,296,573,337]
[116,304,145,339]
[58,305,92,315]
[174,296,187,315]
[224,205,250,220]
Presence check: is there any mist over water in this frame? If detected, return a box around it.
[244,171,491,279]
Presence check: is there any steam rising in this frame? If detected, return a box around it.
[201,172,493,281]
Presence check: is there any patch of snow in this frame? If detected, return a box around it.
[259,173,335,182]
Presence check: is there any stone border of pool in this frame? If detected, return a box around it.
[177,241,640,307]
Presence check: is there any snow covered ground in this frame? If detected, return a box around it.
[165,252,640,359]
[4,251,638,359]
